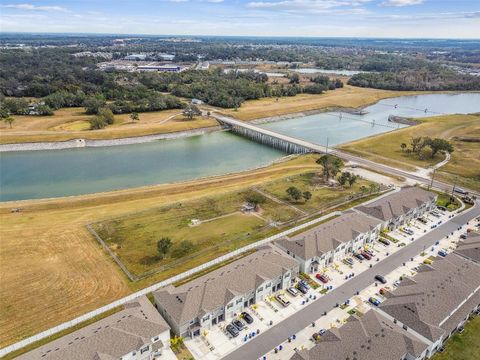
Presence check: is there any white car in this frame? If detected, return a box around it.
[276,294,291,307]
[287,287,299,297]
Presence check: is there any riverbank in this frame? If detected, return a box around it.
[0,86,430,147]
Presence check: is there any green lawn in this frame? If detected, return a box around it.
[93,189,298,277]
[258,172,380,213]
[433,316,480,360]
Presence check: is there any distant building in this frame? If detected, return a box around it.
[158,53,175,61]
[378,254,480,357]
[18,296,171,360]
[276,210,382,273]
[356,187,437,230]
[291,310,429,360]
[154,245,299,337]
[125,54,147,61]
[137,64,185,73]
[191,98,203,105]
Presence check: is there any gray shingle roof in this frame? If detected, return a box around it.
[17,296,170,360]
[276,210,381,260]
[454,232,480,263]
[290,310,428,360]
[154,245,298,327]
[379,254,480,342]
[356,187,436,221]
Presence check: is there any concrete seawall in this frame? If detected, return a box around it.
[0,126,222,152]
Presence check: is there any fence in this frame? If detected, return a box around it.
[0,210,341,357]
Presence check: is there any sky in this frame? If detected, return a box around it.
[0,0,479,38]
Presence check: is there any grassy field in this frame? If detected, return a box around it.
[92,171,376,278]
[0,155,320,347]
[0,107,217,144]
[433,316,480,360]
[1,86,427,144]
[339,114,480,191]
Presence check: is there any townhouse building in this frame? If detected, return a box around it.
[356,187,437,231]
[153,245,299,337]
[276,210,382,273]
[378,254,480,358]
[290,310,430,360]
[18,296,171,360]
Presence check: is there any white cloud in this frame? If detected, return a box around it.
[247,0,372,14]
[381,0,423,7]
[1,3,69,12]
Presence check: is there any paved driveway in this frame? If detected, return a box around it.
[223,202,480,360]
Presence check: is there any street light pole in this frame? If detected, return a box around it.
[429,168,436,190]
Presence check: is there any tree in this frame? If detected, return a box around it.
[244,191,266,210]
[83,96,106,115]
[348,174,358,187]
[286,186,302,202]
[302,191,312,202]
[411,137,424,154]
[89,116,107,130]
[130,112,139,122]
[425,138,454,158]
[400,143,407,152]
[418,145,433,160]
[172,240,194,258]
[316,154,344,181]
[157,237,172,259]
[338,172,350,186]
[98,107,115,125]
[360,185,368,194]
[3,116,15,128]
[182,104,202,120]
[289,73,300,84]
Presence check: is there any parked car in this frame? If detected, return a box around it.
[299,280,310,289]
[364,249,375,257]
[374,275,387,284]
[369,297,380,306]
[276,294,291,307]
[297,284,309,294]
[241,312,254,324]
[226,324,239,337]
[232,319,245,331]
[379,288,388,295]
[460,233,468,240]
[343,258,354,266]
[316,274,329,283]
[403,228,414,235]
[424,259,433,265]
[437,206,447,212]
[379,238,390,246]
[361,252,371,260]
[311,332,320,342]
[287,287,299,297]
[318,328,327,336]
[438,250,447,257]
[354,253,365,261]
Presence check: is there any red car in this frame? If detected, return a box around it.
[316,274,329,283]
[361,252,372,260]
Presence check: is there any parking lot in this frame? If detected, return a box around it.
[184,205,470,360]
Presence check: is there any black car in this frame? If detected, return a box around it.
[232,319,245,331]
[297,284,309,294]
[374,275,387,284]
[241,312,254,324]
[226,324,239,337]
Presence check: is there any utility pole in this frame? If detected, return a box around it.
[429,168,436,190]
[451,176,458,199]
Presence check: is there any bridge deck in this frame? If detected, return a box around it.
[214,114,328,153]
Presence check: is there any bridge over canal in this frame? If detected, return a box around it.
[213,113,328,154]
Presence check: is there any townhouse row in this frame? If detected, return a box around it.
[18,186,440,359]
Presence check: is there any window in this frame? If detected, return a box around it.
[257,287,263,292]
[266,283,271,288]
[153,337,159,341]
[284,273,290,278]
[236,298,242,304]
[140,346,149,354]
[227,303,233,309]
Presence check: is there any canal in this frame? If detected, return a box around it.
[1,93,479,201]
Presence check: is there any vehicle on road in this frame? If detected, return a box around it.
[438,250,447,257]
[226,324,239,337]
[241,312,254,324]
[454,187,468,195]
[287,287,299,297]
[374,275,387,284]
[276,294,291,307]
[316,274,329,283]
[369,297,380,306]
[232,319,245,331]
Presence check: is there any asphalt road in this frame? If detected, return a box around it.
[223,202,480,360]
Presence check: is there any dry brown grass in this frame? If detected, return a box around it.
[219,86,426,121]
[0,155,319,347]
[0,108,217,144]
